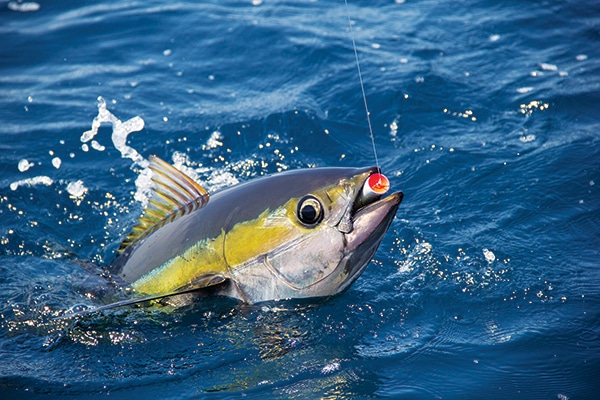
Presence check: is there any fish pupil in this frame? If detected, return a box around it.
[303,205,317,220]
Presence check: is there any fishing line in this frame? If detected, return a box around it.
[344,0,380,172]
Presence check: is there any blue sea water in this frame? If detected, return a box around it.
[1,0,599,398]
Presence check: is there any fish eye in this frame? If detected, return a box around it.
[297,195,324,227]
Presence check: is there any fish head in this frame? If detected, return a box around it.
[223,167,403,302]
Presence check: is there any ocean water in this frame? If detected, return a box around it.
[1,0,599,398]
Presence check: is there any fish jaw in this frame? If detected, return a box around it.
[337,191,403,293]
[345,191,403,253]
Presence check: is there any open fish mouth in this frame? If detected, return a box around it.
[345,168,404,253]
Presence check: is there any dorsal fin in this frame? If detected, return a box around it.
[117,155,209,253]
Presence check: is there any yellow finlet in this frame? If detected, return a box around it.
[117,155,210,253]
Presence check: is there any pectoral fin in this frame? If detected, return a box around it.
[57,274,227,319]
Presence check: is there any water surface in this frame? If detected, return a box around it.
[1,0,599,399]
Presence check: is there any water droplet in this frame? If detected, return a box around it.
[52,157,61,169]
[18,159,34,172]
[483,248,496,263]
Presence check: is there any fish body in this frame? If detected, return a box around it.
[110,156,402,305]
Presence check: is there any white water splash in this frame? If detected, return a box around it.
[171,151,202,183]
[8,1,40,12]
[81,97,154,206]
[539,62,558,71]
[133,168,154,206]
[66,180,88,198]
[171,149,244,193]
[91,140,105,151]
[516,87,533,94]
[205,131,223,149]
[483,248,496,263]
[76,98,250,208]
[81,96,147,168]
[10,176,53,191]
[205,169,239,192]
[321,362,340,374]
[519,134,536,143]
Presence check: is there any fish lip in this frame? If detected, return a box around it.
[352,191,404,227]
[357,190,403,213]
